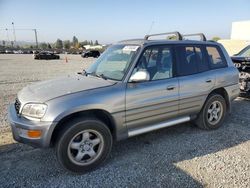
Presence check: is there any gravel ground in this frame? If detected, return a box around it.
[0,54,250,188]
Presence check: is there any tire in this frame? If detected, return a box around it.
[56,117,112,173]
[195,94,227,130]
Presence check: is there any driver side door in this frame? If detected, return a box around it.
[125,45,179,132]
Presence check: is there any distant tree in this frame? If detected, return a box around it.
[79,42,84,48]
[29,45,34,49]
[90,40,93,45]
[212,36,221,42]
[55,39,63,49]
[83,40,88,45]
[72,36,79,48]
[94,40,99,45]
[39,42,47,49]
[75,43,80,49]
[47,43,52,49]
[63,40,71,49]
[167,35,177,40]
[11,41,14,47]
[2,40,5,47]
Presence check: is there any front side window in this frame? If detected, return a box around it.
[135,46,173,81]
[87,45,140,81]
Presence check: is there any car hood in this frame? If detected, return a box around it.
[231,56,250,63]
[18,74,115,103]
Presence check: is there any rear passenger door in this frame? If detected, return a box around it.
[176,45,216,116]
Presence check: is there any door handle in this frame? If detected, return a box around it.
[205,79,212,83]
[166,85,175,90]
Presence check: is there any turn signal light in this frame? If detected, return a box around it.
[27,130,42,138]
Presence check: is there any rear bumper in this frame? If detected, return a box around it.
[224,84,240,113]
[225,84,240,101]
[8,104,55,148]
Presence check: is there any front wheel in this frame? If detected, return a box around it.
[56,118,112,173]
[195,94,227,130]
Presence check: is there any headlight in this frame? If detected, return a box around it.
[21,103,47,119]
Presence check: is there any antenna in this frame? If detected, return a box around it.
[147,21,155,35]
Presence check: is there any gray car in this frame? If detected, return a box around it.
[8,32,239,173]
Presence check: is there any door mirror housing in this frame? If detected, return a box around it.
[129,70,150,82]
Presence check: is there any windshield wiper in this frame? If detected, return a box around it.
[87,72,108,80]
[94,73,108,80]
[77,69,88,76]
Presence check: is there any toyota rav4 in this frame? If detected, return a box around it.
[8,32,239,173]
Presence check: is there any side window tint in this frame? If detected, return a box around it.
[177,46,198,76]
[206,46,227,69]
[195,47,209,72]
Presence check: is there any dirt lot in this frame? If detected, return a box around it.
[0,54,250,188]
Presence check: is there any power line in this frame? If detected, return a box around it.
[0,28,38,48]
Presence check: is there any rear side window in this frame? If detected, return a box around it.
[206,46,227,69]
[195,47,209,72]
[176,45,208,76]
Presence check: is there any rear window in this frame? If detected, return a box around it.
[206,46,227,69]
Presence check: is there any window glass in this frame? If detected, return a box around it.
[135,46,173,81]
[195,47,209,72]
[177,46,198,76]
[88,44,139,81]
[238,46,250,57]
[206,46,227,69]
[177,46,209,76]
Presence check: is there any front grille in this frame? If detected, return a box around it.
[14,98,21,115]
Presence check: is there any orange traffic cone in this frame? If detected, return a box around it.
[65,56,68,63]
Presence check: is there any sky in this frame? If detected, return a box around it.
[0,0,249,44]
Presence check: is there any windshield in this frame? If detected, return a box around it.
[87,44,140,81]
[238,46,250,57]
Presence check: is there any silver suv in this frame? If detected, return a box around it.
[8,32,239,173]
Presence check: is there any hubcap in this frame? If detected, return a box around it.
[67,130,104,166]
[207,101,223,125]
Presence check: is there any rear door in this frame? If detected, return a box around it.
[125,45,179,131]
[176,45,216,116]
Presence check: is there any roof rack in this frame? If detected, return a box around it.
[144,31,183,40]
[182,33,207,41]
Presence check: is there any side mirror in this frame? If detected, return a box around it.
[129,70,150,82]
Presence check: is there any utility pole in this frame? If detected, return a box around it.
[33,29,38,49]
[12,22,16,45]
[5,28,10,46]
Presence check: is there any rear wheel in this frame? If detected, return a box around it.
[56,118,112,173]
[195,94,227,130]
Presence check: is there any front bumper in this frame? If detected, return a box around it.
[8,104,55,148]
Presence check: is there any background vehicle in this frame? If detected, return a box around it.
[81,50,100,58]
[34,51,60,60]
[231,45,250,96]
[8,32,239,173]
[5,49,13,54]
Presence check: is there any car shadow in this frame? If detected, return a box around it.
[0,98,249,187]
